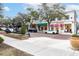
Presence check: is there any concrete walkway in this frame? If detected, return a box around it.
[0,35,79,56]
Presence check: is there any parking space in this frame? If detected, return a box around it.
[30,32,71,40]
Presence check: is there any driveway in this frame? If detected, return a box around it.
[30,32,71,40]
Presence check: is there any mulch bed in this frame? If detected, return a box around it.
[0,31,29,40]
[0,43,33,56]
[4,33,29,40]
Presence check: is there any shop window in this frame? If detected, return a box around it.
[44,26,47,30]
[41,27,43,30]
[61,26,63,30]
[64,24,72,33]
[71,17,72,19]
[66,15,69,19]
[52,18,55,21]
[51,27,54,30]
[58,18,61,20]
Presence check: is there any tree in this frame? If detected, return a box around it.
[0,3,4,18]
[13,13,30,25]
[27,7,39,28]
[27,8,39,20]
[12,12,31,34]
[3,17,12,26]
[0,3,4,25]
[38,3,67,30]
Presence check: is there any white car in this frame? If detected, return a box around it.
[1,27,14,32]
[44,30,57,34]
[1,27,6,31]
[8,28,14,32]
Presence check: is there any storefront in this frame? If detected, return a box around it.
[50,24,64,33]
[64,24,72,33]
[37,22,47,31]
[50,23,72,34]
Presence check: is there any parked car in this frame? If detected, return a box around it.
[44,30,57,34]
[5,28,14,33]
[1,27,6,31]
[28,28,37,32]
[5,28,11,33]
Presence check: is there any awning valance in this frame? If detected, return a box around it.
[50,24,64,27]
[37,22,47,26]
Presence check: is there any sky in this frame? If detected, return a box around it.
[2,3,79,19]
[3,3,30,18]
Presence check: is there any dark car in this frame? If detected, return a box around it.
[28,28,37,32]
[5,28,11,33]
[4,27,14,33]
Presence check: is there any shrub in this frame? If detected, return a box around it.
[20,24,27,35]
[0,37,4,43]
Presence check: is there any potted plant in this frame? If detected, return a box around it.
[70,34,79,49]
[0,37,4,43]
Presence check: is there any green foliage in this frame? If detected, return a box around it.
[38,3,66,30]
[27,7,39,20]
[20,24,27,35]
[0,37,4,43]
[0,3,4,18]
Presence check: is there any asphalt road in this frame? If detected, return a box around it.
[30,32,71,40]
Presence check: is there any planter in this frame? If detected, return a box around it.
[70,37,79,49]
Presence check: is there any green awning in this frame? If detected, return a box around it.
[37,23,47,26]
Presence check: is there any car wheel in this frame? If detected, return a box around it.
[52,32,55,34]
[45,32,47,34]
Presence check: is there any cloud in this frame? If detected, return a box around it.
[3,7,10,11]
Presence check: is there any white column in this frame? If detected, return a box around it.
[55,18,58,21]
[59,25,61,33]
[36,25,39,32]
[72,22,76,34]
[62,24,65,33]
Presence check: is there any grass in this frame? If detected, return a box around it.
[0,43,33,56]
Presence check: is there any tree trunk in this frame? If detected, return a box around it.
[47,19,51,31]
[48,22,50,31]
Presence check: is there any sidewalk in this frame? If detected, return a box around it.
[0,35,79,56]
